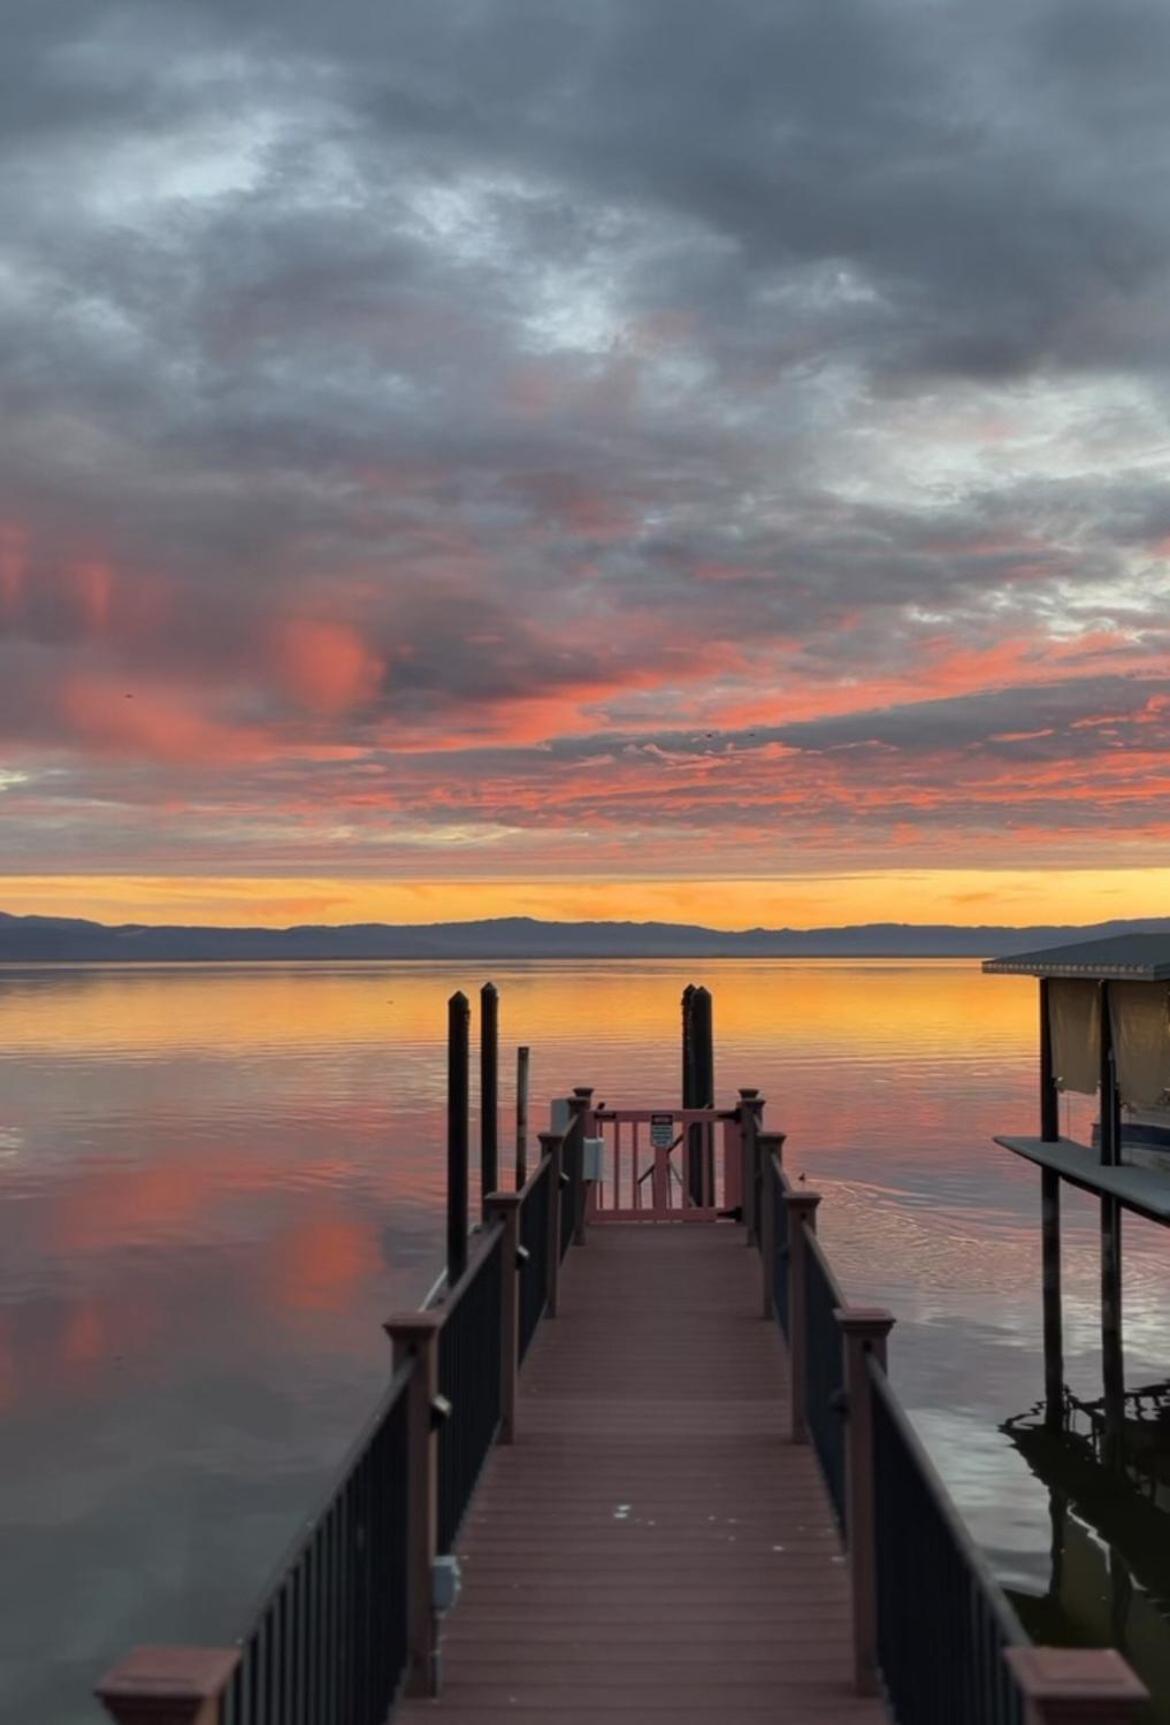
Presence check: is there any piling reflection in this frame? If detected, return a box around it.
[1004,1386,1170,1720]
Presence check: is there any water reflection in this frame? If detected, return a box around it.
[0,959,1167,1721]
[1005,1384,1170,1720]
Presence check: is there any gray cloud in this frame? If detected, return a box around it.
[1,0,1169,875]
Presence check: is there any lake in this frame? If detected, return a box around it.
[2,958,1168,1722]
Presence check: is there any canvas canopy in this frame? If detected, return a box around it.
[1046,976,1170,1108]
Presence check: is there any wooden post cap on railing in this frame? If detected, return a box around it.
[96,1646,240,1725]
[786,1188,822,1220]
[383,1310,444,1348]
[1004,1648,1148,1723]
[836,1307,896,1345]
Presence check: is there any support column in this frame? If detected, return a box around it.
[383,1312,443,1697]
[1004,1647,1147,1723]
[484,1194,521,1443]
[1042,1168,1064,1431]
[538,1130,563,1318]
[96,1648,240,1725]
[1099,980,1124,1467]
[836,1308,896,1696]
[786,1189,822,1444]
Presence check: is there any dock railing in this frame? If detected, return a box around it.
[748,1118,1149,1724]
[96,1106,584,1725]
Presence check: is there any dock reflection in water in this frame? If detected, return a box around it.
[1,957,1169,1721]
[1005,1383,1170,1720]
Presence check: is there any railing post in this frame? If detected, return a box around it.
[484,1193,521,1443]
[538,1130,563,1317]
[786,1189,822,1444]
[96,1648,240,1725]
[1004,1648,1148,1723]
[836,1307,896,1696]
[570,1088,594,1246]
[383,1311,443,1697]
[739,1089,763,1243]
[757,1131,784,1319]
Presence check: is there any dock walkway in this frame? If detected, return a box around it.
[400,1224,887,1723]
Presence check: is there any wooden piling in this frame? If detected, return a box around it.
[480,982,499,1219]
[515,1045,530,1187]
[447,992,470,1287]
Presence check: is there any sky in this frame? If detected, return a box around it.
[1,0,1169,929]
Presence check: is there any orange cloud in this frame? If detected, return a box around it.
[272,618,383,716]
[58,675,268,764]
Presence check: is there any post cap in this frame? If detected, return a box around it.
[483,1190,523,1212]
[383,1311,444,1347]
[785,1188,822,1213]
[96,1647,240,1723]
[835,1306,896,1340]
[538,1129,564,1149]
[572,1086,594,1099]
[738,1088,761,1101]
[757,1131,786,1149]
[1004,1647,1148,1715]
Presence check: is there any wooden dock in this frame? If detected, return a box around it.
[399,1225,885,1723]
[95,1047,1153,1725]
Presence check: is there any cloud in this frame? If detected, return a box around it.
[0,0,1168,888]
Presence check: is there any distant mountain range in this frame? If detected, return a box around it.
[1,910,1168,962]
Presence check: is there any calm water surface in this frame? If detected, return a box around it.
[2,959,1168,1721]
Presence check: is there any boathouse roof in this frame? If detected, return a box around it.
[983,931,1170,981]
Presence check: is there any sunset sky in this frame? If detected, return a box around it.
[2,0,1169,928]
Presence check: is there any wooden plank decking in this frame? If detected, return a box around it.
[399,1224,889,1722]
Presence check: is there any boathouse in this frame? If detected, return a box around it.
[986,932,1170,1452]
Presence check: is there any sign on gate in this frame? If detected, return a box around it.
[649,1113,674,1150]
